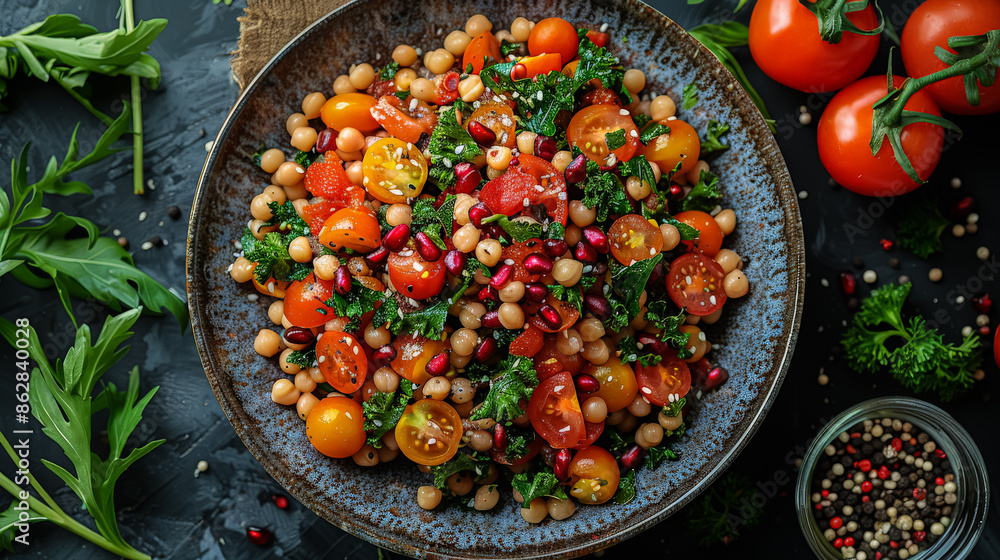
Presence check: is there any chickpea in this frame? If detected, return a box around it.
[443,30,473,56]
[273,161,306,187]
[578,317,605,342]
[679,324,708,361]
[250,193,274,221]
[582,396,608,423]
[393,44,418,66]
[335,126,364,153]
[474,485,500,511]
[377,446,399,463]
[260,185,286,207]
[373,366,400,393]
[473,267,491,285]
[442,472,473,497]
[386,203,412,226]
[516,131,537,155]
[285,113,308,135]
[458,75,485,102]
[410,78,436,102]
[556,328,582,355]
[313,254,340,281]
[702,307,724,325]
[625,176,652,200]
[363,323,390,349]
[288,371,315,395]
[422,376,451,400]
[511,17,534,42]
[623,69,646,93]
[475,238,503,266]
[393,68,417,92]
[333,74,356,94]
[724,269,749,298]
[547,497,576,520]
[714,249,742,274]
[284,181,309,200]
[643,422,664,446]
[285,236,312,263]
[650,95,677,121]
[230,256,254,283]
[255,329,282,357]
[266,300,284,325]
[346,256,369,276]
[277,348,300,374]
[498,302,525,330]
[459,304,485,329]
[249,219,271,241]
[715,208,737,235]
[660,223,680,251]
[426,48,456,75]
[270,379,300,405]
[453,223,481,253]
[450,328,478,356]
[552,258,583,287]
[451,352,473,369]
[259,148,286,173]
[562,224,581,247]
[352,444,379,467]
[686,160,710,185]
[448,378,473,405]
[300,92,327,120]
[486,146,513,170]
[569,200,597,227]
[499,280,525,303]
[343,160,364,186]
[453,194,476,225]
[551,150,573,173]
[521,497,548,523]
[349,63,375,90]
[485,165,503,180]
[290,126,318,152]
[627,395,652,417]
[324,316,349,332]
[582,338,610,365]
[649,161,663,183]
[465,14,493,37]
[307,366,325,384]
[296,392,319,420]
[658,410,684,431]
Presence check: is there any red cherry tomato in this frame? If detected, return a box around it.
[608,214,664,264]
[511,323,545,357]
[315,331,368,394]
[387,249,446,301]
[567,446,620,505]
[636,355,692,406]
[490,434,543,466]
[301,200,338,236]
[817,75,944,196]
[528,372,586,449]
[533,336,585,379]
[528,18,579,68]
[283,273,337,328]
[468,101,517,148]
[674,210,723,256]
[391,333,447,386]
[585,29,609,48]
[666,253,727,316]
[567,104,640,165]
[749,0,880,93]
[480,154,567,225]
[303,160,365,207]
[576,420,604,450]
[463,31,503,74]
[901,0,1000,115]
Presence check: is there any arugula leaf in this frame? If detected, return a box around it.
[511,468,568,507]
[30,108,132,195]
[362,380,415,447]
[640,123,670,145]
[0,500,45,551]
[604,254,663,332]
[700,120,731,154]
[377,61,400,80]
[285,349,316,368]
[481,214,544,243]
[613,470,636,504]
[682,83,699,110]
[430,452,491,489]
[427,106,482,188]
[679,170,722,213]
[897,198,949,258]
[646,444,680,470]
[469,355,539,424]
[266,200,311,237]
[605,128,627,151]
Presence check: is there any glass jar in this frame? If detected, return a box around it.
[795,396,989,560]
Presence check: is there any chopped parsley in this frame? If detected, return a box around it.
[324,278,384,330]
[618,336,662,366]
[639,123,670,145]
[700,120,731,154]
[469,355,539,425]
[897,198,949,258]
[604,128,627,151]
[662,396,686,418]
[241,229,309,284]
[645,301,691,356]
[285,348,316,368]
[618,154,656,190]
[427,106,482,188]
[679,170,722,213]
[511,468,568,507]
[604,254,663,331]
[430,452,491,489]
[411,195,458,237]
[546,284,584,314]
[251,144,267,167]
[646,444,681,470]
[632,112,652,129]
[613,470,637,504]
[266,200,311,237]
[575,147,631,221]
[500,42,521,57]
[682,83,699,110]
[295,150,321,168]
[377,61,400,80]
[362,380,415,448]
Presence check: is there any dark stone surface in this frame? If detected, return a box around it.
[0,0,996,559]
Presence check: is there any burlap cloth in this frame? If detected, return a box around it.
[231,0,351,89]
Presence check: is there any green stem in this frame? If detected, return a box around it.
[124,0,144,196]
[0,432,63,514]
[51,73,114,127]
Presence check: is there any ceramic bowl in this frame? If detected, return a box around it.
[186,0,805,557]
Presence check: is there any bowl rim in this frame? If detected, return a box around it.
[185,1,806,557]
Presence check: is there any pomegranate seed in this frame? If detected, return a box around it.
[444,250,466,276]
[383,223,410,252]
[575,373,600,393]
[575,242,597,263]
[584,294,610,320]
[840,272,856,295]
[490,264,514,288]
[315,128,337,153]
[538,304,562,329]
[372,344,397,365]
[481,311,502,329]
[880,238,894,251]
[935,448,947,459]
[468,121,497,145]
[669,184,683,198]
[366,245,389,264]
[704,366,729,390]
[426,352,451,376]
[950,195,974,218]
[455,163,482,194]
[543,238,568,257]
[247,527,271,546]
[523,253,554,274]
[272,494,289,509]
[564,154,587,184]
[333,266,352,295]
[621,445,643,470]
[833,538,843,549]
[525,283,548,302]
[510,63,527,80]
[283,326,315,345]
[972,293,992,314]
[553,449,572,480]
[478,285,498,302]
[476,336,498,361]
[582,226,609,253]
[414,231,442,261]
[534,135,558,161]
[493,423,507,451]
[468,202,492,227]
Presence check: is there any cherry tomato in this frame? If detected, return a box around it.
[320,93,380,132]
[567,104,639,165]
[994,327,1000,370]
[666,253,727,316]
[581,360,638,413]
[468,101,517,148]
[387,248,446,301]
[305,396,365,458]
[283,273,337,328]
[517,154,568,225]
[901,0,1000,115]
[511,323,545,357]
[528,372,586,448]
[518,53,563,78]
[480,155,568,225]
[251,266,288,298]
[577,420,604,449]
[370,95,438,144]
[529,294,581,333]
[749,0,880,93]
[640,118,700,180]
[464,31,503,74]
[501,238,545,284]
[580,86,623,108]
[391,333,448,385]
[315,331,368,393]
[674,210,723,256]
[361,138,428,203]
[817,75,944,196]
[301,200,338,236]
[317,206,381,253]
[534,336,585,379]
[395,399,463,466]
[432,72,461,105]
[584,29,609,48]
[636,355,691,407]
[608,214,664,264]
[528,18,579,68]
[567,446,620,505]
[303,160,365,207]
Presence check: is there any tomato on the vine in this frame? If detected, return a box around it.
[283,273,337,328]
[395,399,463,465]
[306,396,366,458]
[674,210,723,256]
[316,331,368,393]
[636,355,692,407]
[528,372,586,449]
[749,0,881,93]
[567,104,639,165]
[666,253,727,316]
[608,214,663,264]
[318,206,382,253]
[361,138,428,203]
[817,75,944,196]
[387,248,446,300]
[567,446,620,505]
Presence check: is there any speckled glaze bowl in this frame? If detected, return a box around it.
[186,1,804,558]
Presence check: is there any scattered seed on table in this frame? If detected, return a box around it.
[961,326,974,337]
[197,460,209,472]
[976,314,990,327]
[897,275,910,285]
[974,369,986,381]
[818,373,829,386]
[863,270,877,284]
[967,212,979,224]
[799,112,813,125]
[141,241,154,251]
[205,140,214,152]
[976,246,990,260]
[928,268,943,282]
[821,278,830,288]
[113,228,121,236]
[139,211,148,222]
[199,128,206,138]
[966,223,979,234]
[955,295,966,304]
[146,179,156,191]
[952,224,966,238]
[117,237,128,248]
[149,236,164,247]
[168,205,182,220]
[799,190,809,199]
[950,177,962,188]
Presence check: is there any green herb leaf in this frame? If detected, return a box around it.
[481,214,544,243]
[645,301,691,354]
[377,62,400,80]
[546,284,584,314]
[511,469,568,507]
[618,154,656,189]
[679,170,722,213]
[646,444,680,470]
[428,106,482,188]
[363,380,415,447]
[604,254,662,333]
[500,42,521,57]
[700,120,731,155]
[0,500,45,551]
[285,349,316,368]
[639,123,670,146]
[896,198,949,258]
[575,147,631,221]
[469,355,539,424]
[632,112,652,129]
[294,150,321,169]
[662,396,686,419]
[604,128,627,151]
[612,470,636,504]
[266,200,311,237]
[30,108,132,195]
[430,452,491,489]
[379,298,450,341]
[682,83,699,110]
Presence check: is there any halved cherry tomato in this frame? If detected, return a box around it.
[674,210,723,256]
[666,253,727,316]
[636,355,691,407]
[528,372,586,449]
[568,446,620,505]
[519,53,563,78]
[534,336,585,378]
[306,396,365,458]
[464,31,503,74]
[529,294,581,333]
[251,266,288,298]
[303,160,365,206]
[481,155,568,224]
[468,101,517,148]
[502,239,545,284]
[366,78,397,99]
[608,214,664,264]
[568,104,639,165]
[318,206,381,253]
[395,399,463,466]
[517,154,568,225]
[387,248,446,301]
[580,87,623,108]
[361,138,428,203]
[585,29,610,48]
[581,359,638,413]
[528,18,579,68]
[391,333,448,385]
[577,420,604,449]
[511,323,545,357]
[283,273,337,328]
[316,331,368,393]
[301,200,338,236]
[432,72,461,105]
[320,93,380,132]
[370,95,437,144]
[641,118,700,181]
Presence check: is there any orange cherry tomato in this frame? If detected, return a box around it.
[370,95,437,144]
[283,273,338,328]
[568,446,620,505]
[608,214,664,264]
[305,396,366,458]
[581,359,638,413]
[533,336,585,379]
[528,18,579,69]
[468,100,517,148]
[387,248,446,301]
[316,331,368,393]
[391,333,448,385]
[679,324,708,363]
[641,118,700,181]
[528,372,586,449]
[636,355,692,407]
[674,210,723,256]
[567,104,640,165]
[395,399,463,465]
[251,269,289,299]
[519,53,563,78]
[320,93,380,132]
[463,31,503,74]
[666,253,727,316]
[317,206,381,253]
[585,29,610,48]
[529,294,581,333]
[361,137,428,203]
